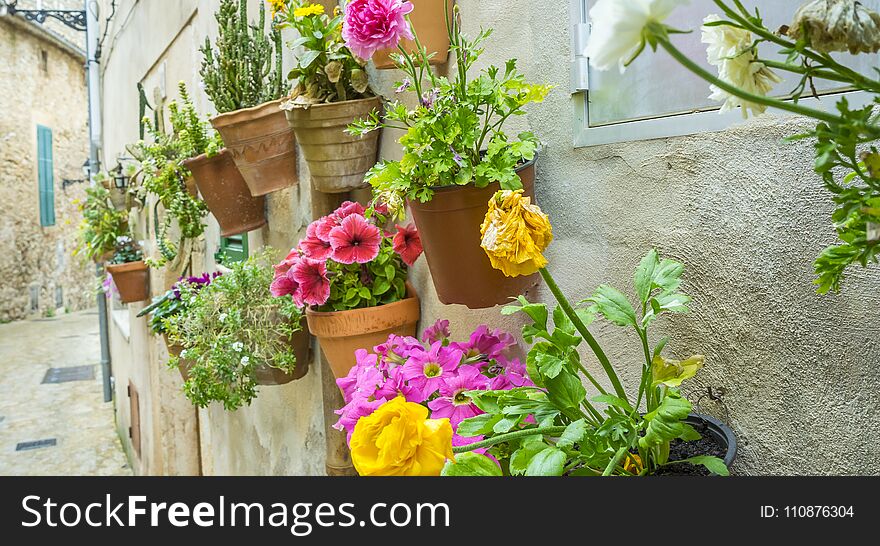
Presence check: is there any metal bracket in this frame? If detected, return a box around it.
[2,1,87,32]
[571,22,590,93]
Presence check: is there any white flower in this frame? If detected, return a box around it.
[240,356,250,365]
[189,296,197,305]
[219,312,227,323]
[232,341,243,352]
[702,15,782,119]
[585,0,689,72]
[179,349,188,358]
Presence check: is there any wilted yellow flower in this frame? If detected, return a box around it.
[651,354,705,388]
[294,3,325,18]
[480,190,553,277]
[788,0,880,54]
[623,453,643,474]
[350,396,454,476]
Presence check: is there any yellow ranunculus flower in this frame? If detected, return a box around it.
[480,190,553,277]
[350,396,454,476]
[294,3,325,18]
[267,0,286,15]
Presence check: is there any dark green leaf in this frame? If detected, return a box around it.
[557,419,588,449]
[441,452,502,476]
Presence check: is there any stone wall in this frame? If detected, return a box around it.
[0,16,92,322]
[97,0,880,476]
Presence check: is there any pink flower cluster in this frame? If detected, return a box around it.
[270,201,422,307]
[342,0,414,60]
[335,320,533,446]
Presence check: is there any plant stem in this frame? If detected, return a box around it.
[451,426,567,453]
[756,59,859,88]
[603,446,629,476]
[539,268,628,402]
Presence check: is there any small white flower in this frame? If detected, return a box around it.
[189,296,197,304]
[219,312,227,323]
[702,15,782,118]
[179,349,188,358]
[240,356,250,365]
[232,341,244,352]
[585,0,689,73]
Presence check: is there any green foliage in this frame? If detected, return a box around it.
[128,82,214,267]
[455,250,727,477]
[74,185,129,262]
[350,7,550,203]
[166,252,305,411]
[319,238,409,312]
[109,236,143,265]
[273,1,372,103]
[200,0,289,113]
[441,452,502,477]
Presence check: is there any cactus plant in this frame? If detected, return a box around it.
[200,0,289,113]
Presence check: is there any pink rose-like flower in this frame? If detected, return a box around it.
[392,223,423,266]
[342,0,414,60]
[329,214,382,264]
[427,366,490,427]
[291,257,331,306]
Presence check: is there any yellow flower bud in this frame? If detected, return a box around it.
[480,190,553,277]
[350,396,454,476]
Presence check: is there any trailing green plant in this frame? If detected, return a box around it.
[74,184,129,262]
[138,272,222,335]
[109,236,144,265]
[346,2,551,204]
[200,0,289,113]
[166,251,305,411]
[128,82,218,267]
[271,0,372,105]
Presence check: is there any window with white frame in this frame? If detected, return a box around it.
[571,0,880,147]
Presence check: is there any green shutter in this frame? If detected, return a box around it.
[216,233,249,264]
[37,125,55,227]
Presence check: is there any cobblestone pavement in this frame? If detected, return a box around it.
[0,310,130,475]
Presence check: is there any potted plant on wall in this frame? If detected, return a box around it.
[270,201,422,379]
[273,0,381,193]
[105,235,150,304]
[346,1,552,308]
[201,0,297,197]
[74,184,129,263]
[166,253,311,410]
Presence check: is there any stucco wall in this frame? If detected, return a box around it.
[98,0,879,476]
[0,17,93,322]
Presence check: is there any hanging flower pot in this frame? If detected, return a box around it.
[283,96,381,193]
[306,284,421,381]
[256,327,312,385]
[408,159,539,309]
[210,99,299,197]
[106,260,150,304]
[372,0,454,69]
[183,149,267,237]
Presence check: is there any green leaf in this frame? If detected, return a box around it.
[536,352,565,379]
[384,264,396,280]
[590,285,638,327]
[634,249,659,305]
[545,371,586,415]
[441,452,502,476]
[652,258,684,294]
[639,391,693,450]
[502,296,548,330]
[677,455,730,476]
[372,277,391,296]
[552,305,576,335]
[557,419,588,449]
[593,394,634,413]
[299,49,321,70]
[456,413,502,437]
[358,287,372,299]
[525,448,567,476]
[509,436,549,476]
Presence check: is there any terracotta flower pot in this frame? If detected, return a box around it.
[183,149,267,237]
[372,0,454,69]
[256,327,312,385]
[106,260,150,304]
[283,96,381,193]
[210,99,298,196]
[162,333,194,382]
[306,285,420,381]
[408,159,539,309]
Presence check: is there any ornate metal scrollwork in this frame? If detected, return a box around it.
[4,1,87,32]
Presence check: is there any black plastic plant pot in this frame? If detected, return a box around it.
[685,413,737,468]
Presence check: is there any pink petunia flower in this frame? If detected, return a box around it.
[421,319,450,345]
[273,249,300,278]
[291,257,331,306]
[313,216,338,243]
[427,366,490,427]
[270,270,299,298]
[392,223,423,266]
[329,214,382,264]
[342,0,414,60]
[400,341,463,398]
[299,222,333,261]
[335,201,366,219]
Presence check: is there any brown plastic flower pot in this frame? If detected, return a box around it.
[256,327,312,385]
[183,149,267,237]
[306,284,420,381]
[408,159,539,309]
[210,99,299,196]
[372,0,454,69]
[283,96,381,193]
[106,260,150,304]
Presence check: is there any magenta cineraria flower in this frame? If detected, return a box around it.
[329,214,382,264]
[451,325,516,361]
[342,0,414,60]
[427,366,490,427]
[489,358,534,391]
[374,365,426,404]
[375,334,422,363]
[421,319,450,344]
[400,341,463,398]
[337,349,382,403]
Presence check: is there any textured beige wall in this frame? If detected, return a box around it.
[0,17,93,322]
[98,0,880,476]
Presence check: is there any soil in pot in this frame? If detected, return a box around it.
[652,435,726,476]
[106,261,150,304]
[408,159,539,309]
[283,96,381,193]
[210,99,298,197]
[306,285,420,381]
[183,149,267,237]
